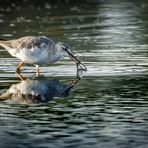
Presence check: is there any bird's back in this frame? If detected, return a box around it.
[0,36,55,50]
[12,36,55,50]
[0,36,57,64]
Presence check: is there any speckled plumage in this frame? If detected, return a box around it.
[0,35,87,73]
[0,36,65,64]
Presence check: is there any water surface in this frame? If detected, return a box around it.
[0,0,148,148]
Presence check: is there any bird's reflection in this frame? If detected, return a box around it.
[0,69,86,104]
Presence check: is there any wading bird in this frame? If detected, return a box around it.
[0,36,87,73]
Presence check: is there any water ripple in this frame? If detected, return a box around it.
[0,1,148,148]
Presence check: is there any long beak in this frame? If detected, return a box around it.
[67,50,87,71]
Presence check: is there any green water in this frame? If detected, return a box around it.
[0,0,148,148]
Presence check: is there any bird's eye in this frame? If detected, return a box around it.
[61,43,70,51]
[63,47,67,51]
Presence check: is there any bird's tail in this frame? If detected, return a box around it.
[0,38,8,42]
[0,38,7,44]
[0,37,12,49]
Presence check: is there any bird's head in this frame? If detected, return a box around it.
[56,42,71,56]
[56,42,87,70]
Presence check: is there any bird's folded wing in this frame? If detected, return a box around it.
[11,36,55,50]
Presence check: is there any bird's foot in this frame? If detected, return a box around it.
[35,65,40,77]
[36,71,40,77]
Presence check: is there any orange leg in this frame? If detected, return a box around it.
[16,61,25,74]
[17,73,24,81]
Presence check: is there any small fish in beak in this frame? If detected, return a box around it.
[59,42,87,71]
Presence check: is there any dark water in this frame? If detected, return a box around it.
[0,0,148,148]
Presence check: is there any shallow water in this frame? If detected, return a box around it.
[0,0,148,148]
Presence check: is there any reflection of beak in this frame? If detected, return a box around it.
[67,50,87,71]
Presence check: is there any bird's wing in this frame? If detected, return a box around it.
[11,36,55,50]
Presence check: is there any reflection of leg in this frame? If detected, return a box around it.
[16,61,25,73]
[69,80,78,89]
[35,65,40,77]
